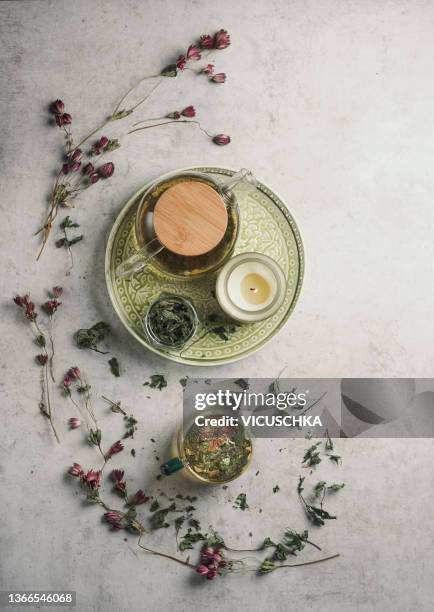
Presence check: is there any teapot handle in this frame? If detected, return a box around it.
[219,168,257,195]
[115,237,164,278]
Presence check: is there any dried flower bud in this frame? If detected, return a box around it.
[103,512,123,530]
[201,545,214,558]
[98,136,109,149]
[196,565,209,576]
[214,29,231,50]
[55,114,64,127]
[107,440,124,458]
[62,163,69,175]
[82,469,101,488]
[187,45,201,61]
[202,64,215,75]
[132,490,149,505]
[82,162,94,176]
[181,105,195,118]
[36,354,48,366]
[212,552,222,563]
[212,134,231,146]
[199,34,214,49]
[25,301,37,320]
[211,72,226,83]
[90,173,100,184]
[13,294,29,307]
[99,162,115,178]
[110,469,125,482]
[166,111,181,120]
[43,299,61,315]
[63,374,72,388]
[206,568,218,580]
[51,286,63,298]
[69,463,83,477]
[70,148,82,163]
[69,417,81,429]
[70,162,81,173]
[50,99,65,114]
[176,55,186,70]
[115,480,126,494]
[62,113,72,125]
[68,366,81,380]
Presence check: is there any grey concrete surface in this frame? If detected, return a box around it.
[0,1,433,611]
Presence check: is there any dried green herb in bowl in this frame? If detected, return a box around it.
[144,294,198,349]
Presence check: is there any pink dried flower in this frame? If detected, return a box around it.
[70,161,81,172]
[62,113,72,125]
[104,511,122,526]
[99,162,115,178]
[62,163,70,175]
[201,545,214,558]
[90,173,100,184]
[98,136,109,149]
[13,294,29,307]
[115,480,126,494]
[24,301,37,321]
[187,45,201,61]
[196,565,209,576]
[214,29,230,50]
[176,55,186,70]
[50,100,65,114]
[82,469,101,488]
[202,64,214,75]
[70,148,82,163]
[110,469,125,482]
[212,134,231,146]
[63,374,72,389]
[69,463,83,477]
[68,366,80,380]
[131,490,150,505]
[43,299,61,315]
[51,286,63,298]
[36,354,48,366]
[83,162,95,176]
[107,440,124,458]
[219,559,228,568]
[206,568,218,580]
[211,72,226,83]
[69,417,81,429]
[199,35,214,49]
[181,105,195,118]
[212,552,222,563]
[55,114,65,127]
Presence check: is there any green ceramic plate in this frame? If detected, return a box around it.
[105,166,304,366]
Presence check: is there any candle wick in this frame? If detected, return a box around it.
[250,287,258,293]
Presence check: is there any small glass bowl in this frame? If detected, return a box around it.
[143,293,199,351]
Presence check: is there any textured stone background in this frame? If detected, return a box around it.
[0,1,433,610]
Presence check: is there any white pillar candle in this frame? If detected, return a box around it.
[216,253,286,322]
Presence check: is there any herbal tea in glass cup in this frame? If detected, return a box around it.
[160,409,253,485]
[115,168,257,279]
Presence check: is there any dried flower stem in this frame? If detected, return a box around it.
[138,536,196,569]
[128,119,213,138]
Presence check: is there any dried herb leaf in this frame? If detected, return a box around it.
[233,493,248,511]
[108,357,120,377]
[76,321,110,353]
[143,374,167,390]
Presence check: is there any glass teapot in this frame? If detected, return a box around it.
[116,168,257,279]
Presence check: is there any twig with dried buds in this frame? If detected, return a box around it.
[13,288,64,443]
[36,29,232,260]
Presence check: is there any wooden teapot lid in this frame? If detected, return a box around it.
[153,181,228,257]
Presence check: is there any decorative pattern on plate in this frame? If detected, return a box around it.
[105,167,304,365]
